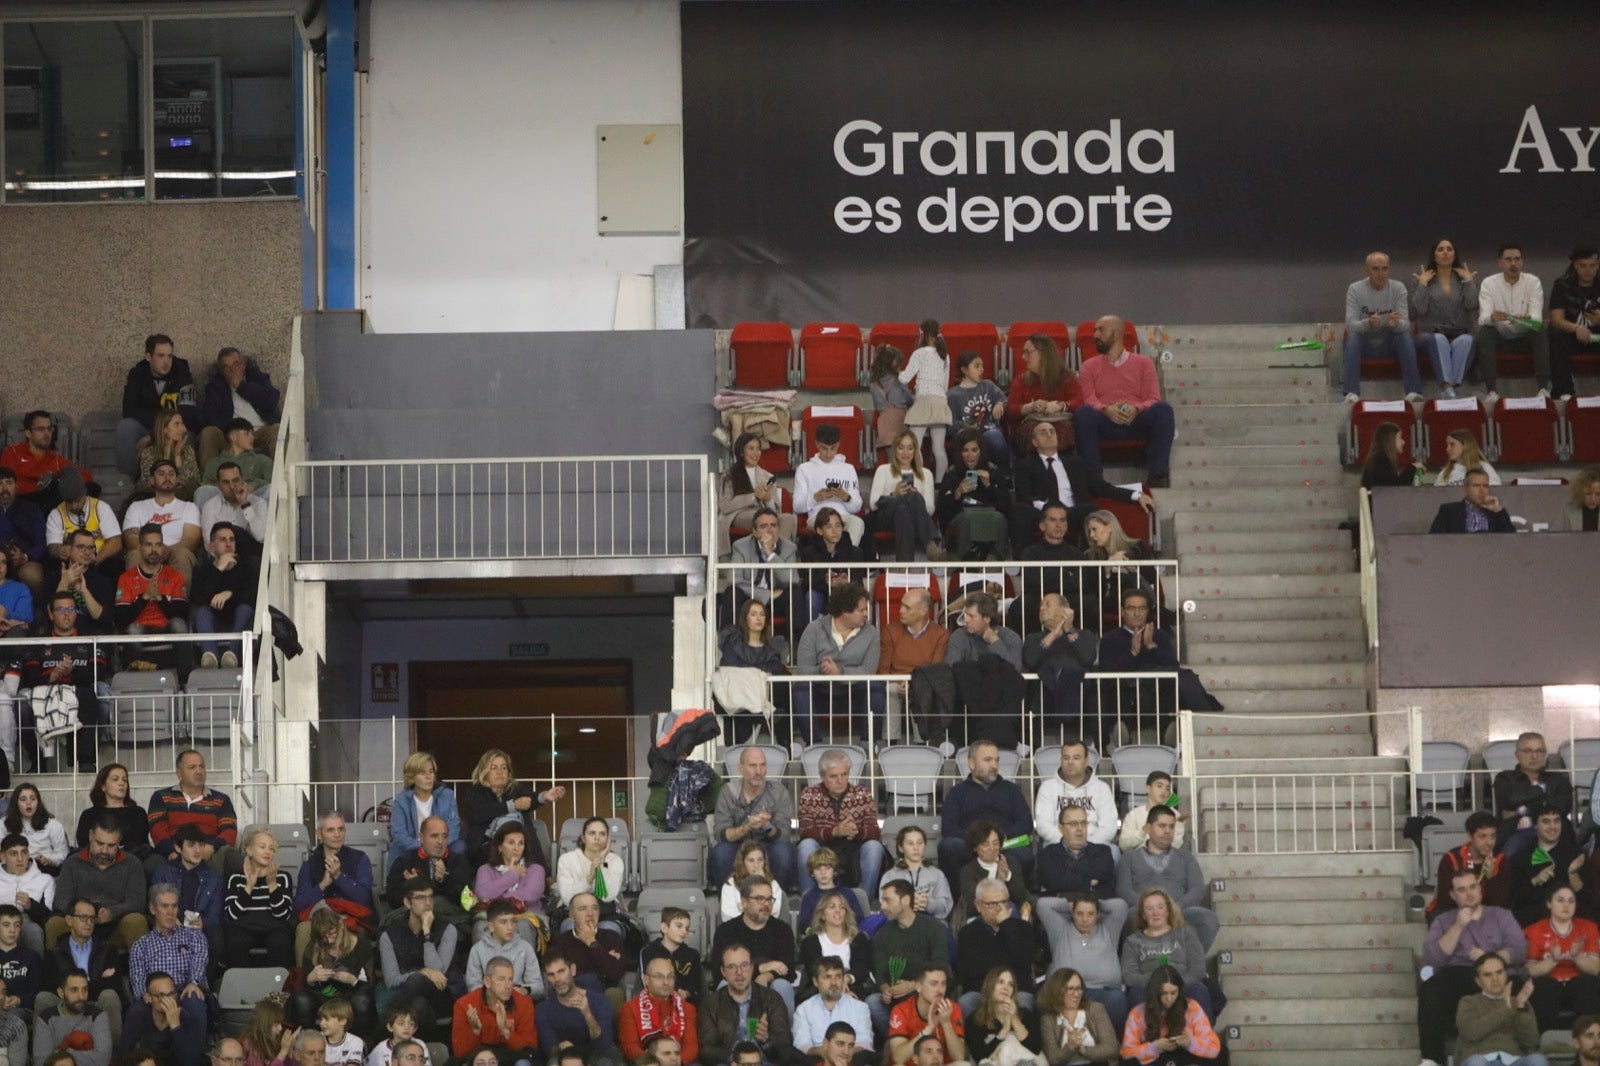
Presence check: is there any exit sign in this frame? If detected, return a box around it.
[509,643,550,658]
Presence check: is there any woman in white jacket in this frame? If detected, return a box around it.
[555,817,625,907]
[4,783,69,874]
[868,430,946,562]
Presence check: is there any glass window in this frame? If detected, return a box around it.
[2,20,145,203]
[152,16,296,200]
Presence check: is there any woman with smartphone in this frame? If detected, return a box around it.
[868,430,944,562]
[936,429,1010,560]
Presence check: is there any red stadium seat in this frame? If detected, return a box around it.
[1094,489,1157,550]
[868,322,920,363]
[728,321,794,389]
[755,443,791,476]
[1075,319,1140,363]
[798,322,865,390]
[1420,397,1489,466]
[1004,321,1071,383]
[1346,399,1414,466]
[872,570,942,627]
[795,404,870,469]
[1489,395,1560,465]
[1566,396,1600,462]
[940,321,1002,386]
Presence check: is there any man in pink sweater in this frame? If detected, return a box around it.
[1072,316,1174,488]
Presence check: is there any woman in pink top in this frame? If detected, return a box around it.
[472,822,546,944]
[1119,966,1220,1064]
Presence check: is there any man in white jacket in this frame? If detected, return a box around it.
[0,832,55,955]
[1032,740,1118,846]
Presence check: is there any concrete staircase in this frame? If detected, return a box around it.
[1146,325,1418,1062]
[1208,851,1421,1066]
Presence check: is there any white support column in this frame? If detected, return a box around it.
[672,593,707,710]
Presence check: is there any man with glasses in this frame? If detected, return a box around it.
[44,469,122,573]
[116,970,206,1066]
[954,879,1035,1017]
[41,896,125,1035]
[619,956,699,1064]
[0,411,95,510]
[1494,731,1574,860]
[1036,805,1119,908]
[699,944,802,1066]
[710,876,797,1017]
[33,968,113,1066]
[4,590,110,773]
[379,878,462,1041]
[48,530,114,635]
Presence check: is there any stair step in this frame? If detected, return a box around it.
[1189,688,1368,713]
[1167,367,1331,390]
[1214,920,1421,954]
[1157,323,1326,346]
[1173,510,1348,534]
[1187,618,1365,642]
[1167,573,1359,600]
[1215,897,1408,925]
[1222,996,1416,1027]
[1172,386,1339,406]
[1200,827,1405,853]
[1180,551,1355,576]
[1210,874,1408,902]
[1167,468,1353,490]
[1183,639,1366,665]
[1192,710,1372,736]
[1179,530,1352,554]
[1219,945,1416,974]
[1174,402,1348,428]
[1185,600,1363,625]
[1151,486,1352,515]
[1198,778,1400,811]
[1195,661,1365,690]
[1194,756,1405,776]
[1189,732,1376,759]
[1230,1039,1419,1065]
[1171,443,1344,468]
[1223,970,1415,999]
[1204,851,1414,880]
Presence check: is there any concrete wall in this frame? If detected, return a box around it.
[361,0,684,333]
[0,201,300,416]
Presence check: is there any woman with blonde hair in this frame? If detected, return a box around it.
[223,825,296,968]
[1119,888,1211,1018]
[1561,465,1600,531]
[135,408,201,498]
[796,889,874,1001]
[387,751,463,865]
[1433,428,1500,486]
[461,748,565,866]
[868,428,945,562]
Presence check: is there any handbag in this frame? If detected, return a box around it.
[980,1034,1045,1066]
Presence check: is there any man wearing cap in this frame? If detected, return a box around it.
[198,417,274,503]
[1549,242,1600,402]
[44,470,122,573]
[156,825,224,961]
[121,460,202,584]
[0,411,94,510]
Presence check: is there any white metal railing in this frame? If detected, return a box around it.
[1358,487,1378,649]
[293,454,708,563]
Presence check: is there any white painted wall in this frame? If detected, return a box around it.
[362,0,683,333]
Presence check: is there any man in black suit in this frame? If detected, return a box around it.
[1011,422,1152,557]
[1429,469,1515,533]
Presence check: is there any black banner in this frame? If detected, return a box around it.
[682,2,1600,327]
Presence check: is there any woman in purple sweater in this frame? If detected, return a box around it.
[472,822,545,945]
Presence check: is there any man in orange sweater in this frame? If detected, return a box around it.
[451,957,537,1065]
[877,589,948,745]
[618,957,699,1063]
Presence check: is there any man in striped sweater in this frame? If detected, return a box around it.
[148,750,238,869]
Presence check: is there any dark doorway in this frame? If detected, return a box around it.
[409,660,636,832]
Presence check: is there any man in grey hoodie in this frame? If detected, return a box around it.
[33,968,113,1066]
[1113,806,1217,950]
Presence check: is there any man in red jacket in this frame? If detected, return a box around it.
[618,957,699,1064]
[451,957,537,1065]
